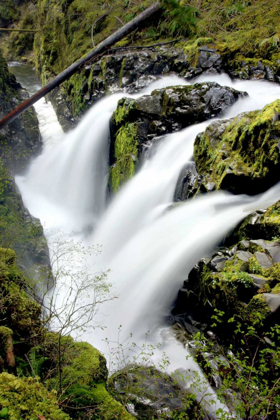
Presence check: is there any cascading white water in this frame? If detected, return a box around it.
[16,72,280,417]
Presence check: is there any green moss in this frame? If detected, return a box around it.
[0,248,43,352]
[0,327,13,355]
[194,100,280,194]
[0,372,69,420]
[264,263,280,280]
[113,99,136,125]
[43,335,134,420]
[185,0,280,67]
[183,37,214,66]
[271,283,280,294]
[109,123,138,192]
[248,256,263,275]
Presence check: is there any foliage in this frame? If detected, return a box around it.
[0,372,69,420]
[160,0,198,37]
[190,314,280,419]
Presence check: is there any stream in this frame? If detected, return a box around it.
[10,62,280,417]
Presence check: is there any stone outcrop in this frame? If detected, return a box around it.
[0,52,42,174]
[108,365,210,419]
[109,81,246,192]
[0,52,51,289]
[193,100,280,195]
[173,201,280,339]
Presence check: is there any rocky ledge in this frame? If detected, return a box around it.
[175,100,280,198]
[109,82,246,192]
[173,199,280,340]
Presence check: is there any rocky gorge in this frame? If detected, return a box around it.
[0,1,279,419]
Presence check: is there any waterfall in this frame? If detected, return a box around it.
[15,72,280,417]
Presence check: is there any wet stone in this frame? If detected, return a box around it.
[262,294,280,313]
[255,251,273,268]
[265,245,280,263]
[247,274,267,288]
[236,251,252,262]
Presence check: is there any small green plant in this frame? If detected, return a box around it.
[160,0,198,37]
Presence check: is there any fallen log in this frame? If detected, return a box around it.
[0,2,160,130]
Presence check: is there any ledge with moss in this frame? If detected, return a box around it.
[109,82,244,192]
[194,100,280,195]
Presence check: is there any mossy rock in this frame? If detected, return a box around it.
[231,201,280,243]
[109,82,244,192]
[194,100,280,194]
[0,372,69,420]
[174,236,280,340]
[43,334,134,420]
[0,247,43,360]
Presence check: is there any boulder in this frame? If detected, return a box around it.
[109,82,245,192]
[230,200,280,242]
[108,365,209,419]
[194,100,280,195]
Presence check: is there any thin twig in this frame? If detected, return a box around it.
[91,12,109,47]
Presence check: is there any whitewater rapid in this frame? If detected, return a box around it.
[16,71,280,417]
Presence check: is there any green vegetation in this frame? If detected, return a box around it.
[183,0,280,72]
[0,373,69,420]
[190,319,280,420]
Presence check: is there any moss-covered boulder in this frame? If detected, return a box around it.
[0,372,69,420]
[41,334,134,420]
[231,200,280,243]
[194,100,280,195]
[109,82,245,192]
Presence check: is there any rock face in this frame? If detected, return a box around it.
[44,42,280,131]
[0,52,42,174]
[173,201,280,338]
[109,82,245,192]
[174,162,206,201]
[0,53,51,289]
[194,100,280,195]
[0,172,53,289]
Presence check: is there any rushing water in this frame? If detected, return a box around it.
[14,66,280,417]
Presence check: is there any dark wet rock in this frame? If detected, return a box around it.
[109,82,245,192]
[230,201,280,242]
[174,162,206,201]
[172,233,280,337]
[0,53,42,174]
[108,365,210,419]
[0,53,52,292]
[194,100,280,195]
